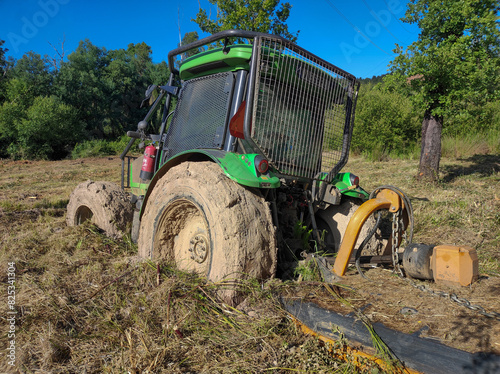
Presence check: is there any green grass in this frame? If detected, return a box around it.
[442,129,500,158]
[357,129,500,162]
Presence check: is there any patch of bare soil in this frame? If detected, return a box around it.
[298,267,500,355]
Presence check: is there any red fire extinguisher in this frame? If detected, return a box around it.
[140,145,157,181]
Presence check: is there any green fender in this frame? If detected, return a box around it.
[315,172,370,202]
[332,172,370,200]
[139,149,280,219]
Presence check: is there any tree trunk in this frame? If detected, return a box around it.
[418,110,442,181]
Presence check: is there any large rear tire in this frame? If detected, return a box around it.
[66,181,133,239]
[315,197,387,255]
[138,162,277,303]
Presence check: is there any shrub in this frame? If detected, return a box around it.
[16,96,82,159]
[0,101,24,158]
[352,86,421,158]
[71,135,141,159]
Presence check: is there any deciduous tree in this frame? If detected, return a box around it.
[387,0,500,181]
[353,84,420,157]
[56,40,111,137]
[179,31,201,60]
[8,52,53,106]
[0,40,7,79]
[193,0,299,42]
[0,40,8,103]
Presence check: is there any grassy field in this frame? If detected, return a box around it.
[0,155,499,373]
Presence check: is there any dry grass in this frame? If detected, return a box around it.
[0,224,376,373]
[0,154,499,373]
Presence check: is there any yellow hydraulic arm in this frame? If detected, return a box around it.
[333,189,404,276]
[332,187,478,287]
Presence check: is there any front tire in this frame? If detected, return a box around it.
[138,162,277,302]
[66,181,133,239]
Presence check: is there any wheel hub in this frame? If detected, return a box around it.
[189,234,209,263]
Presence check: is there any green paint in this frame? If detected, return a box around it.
[222,153,281,188]
[159,150,280,189]
[332,172,369,200]
[179,45,253,80]
[207,151,280,188]
[129,166,149,196]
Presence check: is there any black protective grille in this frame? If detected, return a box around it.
[163,72,233,160]
[251,37,358,181]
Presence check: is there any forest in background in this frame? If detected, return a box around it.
[0,39,170,160]
[0,35,499,161]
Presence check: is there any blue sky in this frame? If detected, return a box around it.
[0,0,420,78]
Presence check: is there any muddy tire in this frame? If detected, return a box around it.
[66,181,133,239]
[315,197,387,255]
[138,162,277,302]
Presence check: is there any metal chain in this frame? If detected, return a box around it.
[402,273,500,321]
[391,210,405,277]
[388,205,500,321]
[366,187,499,321]
[449,293,500,320]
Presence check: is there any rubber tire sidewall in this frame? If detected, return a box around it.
[138,162,277,286]
[316,197,384,255]
[66,180,133,239]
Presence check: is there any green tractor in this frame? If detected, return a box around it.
[66,30,386,301]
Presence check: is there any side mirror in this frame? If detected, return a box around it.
[141,85,158,108]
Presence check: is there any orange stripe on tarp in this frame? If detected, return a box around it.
[291,315,421,374]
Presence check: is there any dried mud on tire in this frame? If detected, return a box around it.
[138,161,277,303]
[66,180,133,239]
[316,197,388,255]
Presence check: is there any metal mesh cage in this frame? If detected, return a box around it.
[163,72,233,159]
[251,37,358,181]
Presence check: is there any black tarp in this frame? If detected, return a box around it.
[283,299,500,374]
